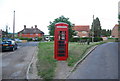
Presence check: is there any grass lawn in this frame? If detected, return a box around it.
[37,41,105,79]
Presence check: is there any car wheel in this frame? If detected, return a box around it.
[12,47,15,51]
[16,47,17,50]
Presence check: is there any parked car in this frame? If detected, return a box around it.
[1,40,18,51]
[15,38,22,43]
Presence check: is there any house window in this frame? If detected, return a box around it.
[36,34,38,36]
[82,31,87,34]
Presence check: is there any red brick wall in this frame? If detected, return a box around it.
[18,33,43,38]
[111,25,118,38]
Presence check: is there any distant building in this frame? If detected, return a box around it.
[72,25,90,37]
[18,25,44,38]
[111,24,119,38]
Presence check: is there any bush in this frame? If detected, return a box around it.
[115,38,119,42]
[93,37,103,42]
[49,37,54,41]
[37,37,42,41]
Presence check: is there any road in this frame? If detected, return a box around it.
[1,42,39,79]
[68,42,118,79]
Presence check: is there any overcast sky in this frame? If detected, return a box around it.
[0,0,119,35]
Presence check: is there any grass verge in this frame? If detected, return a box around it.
[37,42,57,79]
[37,41,106,79]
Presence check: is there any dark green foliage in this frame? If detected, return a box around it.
[70,38,80,42]
[37,37,42,41]
[48,16,75,41]
[101,29,111,37]
[70,37,103,42]
[19,37,32,41]
[93,37,103,42]
[49,37,54,41]
[91,17,102,37]
[119,14,120,20]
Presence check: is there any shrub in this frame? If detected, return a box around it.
[93,37,103,42]
[49,37,54,41]
[38,37,42,41]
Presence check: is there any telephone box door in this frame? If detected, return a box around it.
[54,23,68,61]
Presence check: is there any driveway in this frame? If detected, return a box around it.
[68,42,118,79]
[1,42,39,79]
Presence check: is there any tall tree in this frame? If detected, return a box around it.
[91,17,102,37]
[48,16,75,40]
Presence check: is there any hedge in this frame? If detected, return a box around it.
[19,37,42,41]
[19,37,32,41]
[70,37,103,42]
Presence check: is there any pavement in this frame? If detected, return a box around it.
[68,42,118,79]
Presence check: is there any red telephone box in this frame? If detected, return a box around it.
[54,22,69,61]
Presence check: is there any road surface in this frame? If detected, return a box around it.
[68,42,118,79]
[1,42,39,79]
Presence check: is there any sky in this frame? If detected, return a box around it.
[0,0,119,35]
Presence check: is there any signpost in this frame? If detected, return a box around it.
[54,22,69,61]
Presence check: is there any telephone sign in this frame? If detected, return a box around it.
[54,22,69,61]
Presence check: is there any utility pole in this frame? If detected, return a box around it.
[92,15,94,42]
[6,25,8,38]
[13,10,15,40]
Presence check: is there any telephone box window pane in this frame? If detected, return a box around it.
[58,41,64,43]
[58,31,66,40]
[59,44,65,46]
[58,51,65,53]
[58,54,65,57]
[58,47,65,50]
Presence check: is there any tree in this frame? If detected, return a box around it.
[106,29,111,36]
[48,16,75,41]
[91,17,102,37]
[101,29,111,37]
[101,29,107,36]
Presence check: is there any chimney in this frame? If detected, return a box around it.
[31,26,33,28]
[35,25,37,28]
[24,25,26,29]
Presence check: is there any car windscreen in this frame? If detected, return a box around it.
[2,41,12,44]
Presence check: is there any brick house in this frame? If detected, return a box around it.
[18,25,44,38]
[111,24,119,38]
[72,25,90,37]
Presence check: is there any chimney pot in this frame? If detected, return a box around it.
[24,25,26,29]
[31,26,33,28]
[35,25,37,28]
